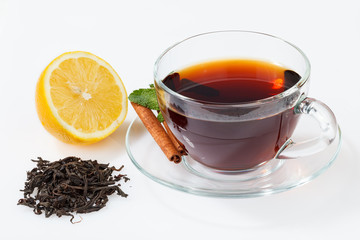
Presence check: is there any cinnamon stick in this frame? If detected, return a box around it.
[162,121,186,156]
[131,102,182,163]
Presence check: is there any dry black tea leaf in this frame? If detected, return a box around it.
[18,156,129,223]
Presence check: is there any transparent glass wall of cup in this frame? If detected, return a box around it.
[154,31,338,173]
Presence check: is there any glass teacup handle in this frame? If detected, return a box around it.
[276,97,339,159]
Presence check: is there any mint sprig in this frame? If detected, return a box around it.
[129,84,164,122]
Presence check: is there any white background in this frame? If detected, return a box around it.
[1,0,359,239]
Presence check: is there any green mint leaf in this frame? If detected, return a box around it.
[129,87,160,111]
[157,112,164,123]
[149,84,155,88]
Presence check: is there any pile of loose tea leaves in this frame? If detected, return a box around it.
[18,156,129,223]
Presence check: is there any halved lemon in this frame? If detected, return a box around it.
[35,51,128,144]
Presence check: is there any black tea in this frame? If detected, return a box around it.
[18,156,129,223]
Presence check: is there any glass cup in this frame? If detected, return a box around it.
[154,30,338,174]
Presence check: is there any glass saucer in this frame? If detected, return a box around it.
[125,117,342,198]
